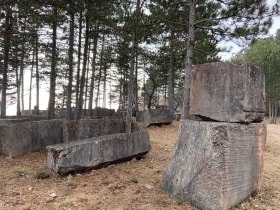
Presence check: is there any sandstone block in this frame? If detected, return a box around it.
[143,108,173,127]
[190,62,265,123]
[46,129,151,175]
[161,120,266,210]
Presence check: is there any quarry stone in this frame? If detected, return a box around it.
[143,108,173,127]
[190,62,265,123]
[46,128,151,175]
[62,118,126,142]
[0,120,63,157]
[161,119,266,210]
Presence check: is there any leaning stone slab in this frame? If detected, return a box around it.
[143,108,173,127]
[46,129,151,175]
[161,120,266,210]
[0,120,63,157]
[190,62,266,123]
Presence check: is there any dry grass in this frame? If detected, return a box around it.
[0,121,279,210]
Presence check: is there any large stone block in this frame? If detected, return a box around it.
[143,108,174,127]
[46,128,151,175]
[190,62,266,123]
[161,120,266,210]
[0,120,63,157]
[62,118,126,142]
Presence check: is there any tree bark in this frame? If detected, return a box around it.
[75,11,83,109]
[15,49,21,117]
[76,16,90,120]
[182,0,196,119]
[48,7,58,118]
[88,24,99,110]
[126,0,141,133]
[66,9,75,120]
[35,34,40,114]
[1,6,11,119]
[96,34,105,109]
[167,29,175,111]
[29,48,35,111]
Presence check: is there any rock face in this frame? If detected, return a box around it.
[46,129,151,175]
[143,108,174,127]
[161,120,266,210]
[0,120,63,157]
[190,62,265,123]
[62,118,126,142]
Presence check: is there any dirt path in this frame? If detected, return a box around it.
[0,122,279,210]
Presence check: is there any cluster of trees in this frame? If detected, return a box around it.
[234,29,280,123]
[0,0,278,127]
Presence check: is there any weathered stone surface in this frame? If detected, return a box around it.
[136,111,145,122]
[190,62,266,123]
[143,108,174,127]
[161,120,266,210]
[0,120,63,157]
[46,128,151,175]
[62,118,126,142]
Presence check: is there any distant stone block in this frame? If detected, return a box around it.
[46,129,151,175]
[143,108,174,127]
[136,111,145,122]
[190,62,266,123]
[0,120,63,157]
[161,120,266,210]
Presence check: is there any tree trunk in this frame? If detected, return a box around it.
[76,16,90,120]
[84,41,91,111]
[75,11,83,109]
[35,35,40,114]
[48,7,58,118]
[182,0,196,119]
[126,0,141,133]
[88,24,99,111]
[15,49,21,117]
[167,30,175,110]
[1,6,11,119]
[96,34,105,109]
[103,67,107,108]
[29,47,35,111]
[66,10,75,120]
[135,52,139,111]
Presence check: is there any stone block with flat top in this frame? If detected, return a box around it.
[143,108,174,127]
[161,119,266,210]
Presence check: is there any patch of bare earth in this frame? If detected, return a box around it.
[0,121,279,210]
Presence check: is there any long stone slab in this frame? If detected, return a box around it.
[62,118,126,142]
[143,108,174,127]
[161,120,266,210]
[190,62,266,123]
[46,129,151,175]
[0,120,63,157]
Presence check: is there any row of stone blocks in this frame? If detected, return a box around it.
[161,62,266,210]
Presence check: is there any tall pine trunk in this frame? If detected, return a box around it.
[95,34,105,109]
[182,0,196,119]
[88,24,99,110]
[126,0,141,133]
[48,7,58,118]
[75,11,83,109]
[66,10,75,120]
[15,49,21,117]
[76,16,89,120]
[167,30,175,111]
[29,48,35,111]
[1,6,11,119]
[35,35,40,114]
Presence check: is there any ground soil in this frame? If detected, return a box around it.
[0,121,279,210]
